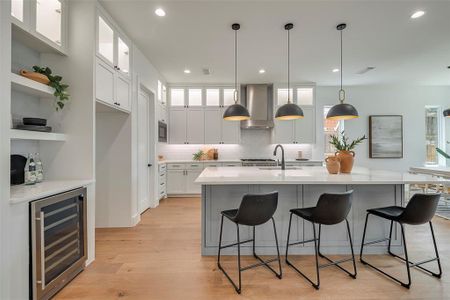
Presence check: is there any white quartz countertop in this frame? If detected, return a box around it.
[158,159,241,164]
[195,166,450,185]
[10,179,94,204]
[410,166,450,178]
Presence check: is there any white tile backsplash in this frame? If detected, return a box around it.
[159,129,320,161]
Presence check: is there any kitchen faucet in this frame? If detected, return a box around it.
[273,144,286,170]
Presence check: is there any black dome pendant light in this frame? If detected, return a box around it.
[444,109,450,117]
[223,23,250,121]
[326,23,359,121]
[275,23,304,120]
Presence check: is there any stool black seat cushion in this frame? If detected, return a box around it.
[367,206,404,221]
[222,192,278,226]
[367,193,440,225]
[290,207,315,222]
[221,209,238,220]
[291,191,353,225]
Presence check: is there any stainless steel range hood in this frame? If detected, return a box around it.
[240,84,274,129]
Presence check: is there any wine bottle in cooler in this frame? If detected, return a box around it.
[24,153,37,185]
[35,153,44,183]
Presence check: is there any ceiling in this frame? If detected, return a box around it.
[100,0,450,86]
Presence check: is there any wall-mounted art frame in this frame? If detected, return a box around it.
[369,115,403,158]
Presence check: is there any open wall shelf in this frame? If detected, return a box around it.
[11,72,55,98]
[10,129,67,141]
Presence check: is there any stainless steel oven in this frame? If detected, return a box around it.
[30,188,87,300]
[158,121,167,143]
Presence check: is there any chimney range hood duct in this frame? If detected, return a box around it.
[240,84,274,129]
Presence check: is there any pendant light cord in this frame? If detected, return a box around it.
[287,27,291,104]
[339,27,345,103]
[234,28,238,104]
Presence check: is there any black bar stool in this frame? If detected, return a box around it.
[217,191,282,294]
[360,193,442,288]
[285,190,357,289]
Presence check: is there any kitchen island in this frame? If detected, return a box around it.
[196,166,449,256]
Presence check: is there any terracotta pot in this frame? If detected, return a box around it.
[335,150,355,173]
[325,156,340,174]
[19,70,50,85]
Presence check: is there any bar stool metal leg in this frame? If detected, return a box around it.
[317,221,357,279]
[361,213,443,289]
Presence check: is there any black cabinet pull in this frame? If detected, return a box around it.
[148,164,152,167]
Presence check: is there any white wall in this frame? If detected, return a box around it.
[315,85,450,171]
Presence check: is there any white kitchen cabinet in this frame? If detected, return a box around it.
[274,119,294,144]
[186,170,202,194]
[95,58,131,112]
[115,74,131,111]
[186,109,205,144]
[294,107,315,143]
[11,0,68,54]
[204,108,240,144]
[167,170,187,194]
[169,109,187,144]
[96,12,131,77]
[204,108,222,144]
[95,59,115,105]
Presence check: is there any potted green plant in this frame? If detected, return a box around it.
[329,131,366,173]
[32,66,69,110]
[193,150,205,161]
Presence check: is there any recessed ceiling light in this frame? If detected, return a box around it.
[410,10,425,19]
[259,69,266,74]
[155,8,166,17]
[184,69,191,74]
[332,68,339,73]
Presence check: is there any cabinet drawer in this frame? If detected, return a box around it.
[222,163,241,167]
[159,181,166,191]
[158,164,167,172]
[186,163,204,170]
[159,172,167,183]
[204,162,221,168]
[167,163,185,170]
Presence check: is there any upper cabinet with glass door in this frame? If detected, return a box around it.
[96,12,131,77]
[11,0,68,55]
[275,85,315,107]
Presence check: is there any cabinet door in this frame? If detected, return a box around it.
[115,74,131,111]
[221,115,240,144]
[186,109,205,144]
[204,108,221,144]
[117,35,130,76]
[35,0,63,46]
[274,119,294,144]
[294,107,315,143]
[97,14,114,66]
[167,170,186,194]
[186,170,202,194]
[169,109,186,144]
[95,59,115,105]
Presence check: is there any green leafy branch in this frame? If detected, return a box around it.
[329,131,367,151]
[33,66,69,110]
[193,150,204,161]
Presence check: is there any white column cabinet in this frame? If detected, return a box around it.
[204,108,222,144]
[94,10,132,113]
[274,119,295,144]
[221,108,240,144]
[186,170,202,194]
[169,108,187,144]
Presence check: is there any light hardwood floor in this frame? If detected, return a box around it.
[56,197,450,300]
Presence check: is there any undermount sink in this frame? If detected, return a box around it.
[259,167,302,170]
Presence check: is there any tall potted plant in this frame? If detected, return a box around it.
[329,131,366,173]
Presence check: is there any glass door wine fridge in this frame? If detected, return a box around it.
[30,188,87,300]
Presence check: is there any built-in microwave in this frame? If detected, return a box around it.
[158,121,167,143]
